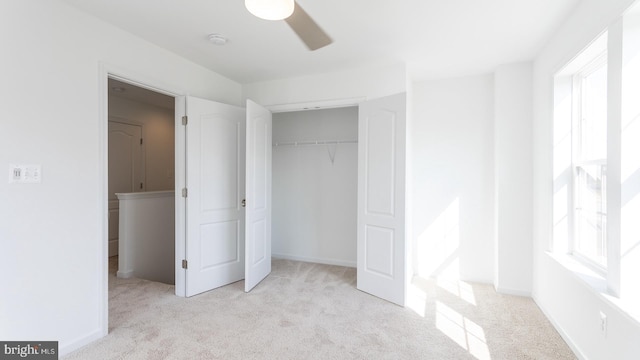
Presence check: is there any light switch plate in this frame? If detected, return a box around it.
[9,164,42,183]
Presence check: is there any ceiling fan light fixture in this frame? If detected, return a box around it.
[245,0,294,21]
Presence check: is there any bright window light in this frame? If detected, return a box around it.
[553,31,608,272]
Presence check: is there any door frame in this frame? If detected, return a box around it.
[98,63,185,337]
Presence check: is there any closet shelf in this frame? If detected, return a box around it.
[273,140,358,147]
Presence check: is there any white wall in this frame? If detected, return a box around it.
[493,63,534,295]
[532,0,640,358]
[272,108,358,267]
[109,95,175,192]
[620,6,640,310]
[411,74,495,283]
[0,0,241,356]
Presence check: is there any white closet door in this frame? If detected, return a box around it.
[184,96,246,297]
[244,100,272,292]
[357,93,407,306]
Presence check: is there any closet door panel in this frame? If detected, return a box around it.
[245,99,272,292]
[357,93,407,306]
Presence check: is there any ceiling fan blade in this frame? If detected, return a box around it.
[285,2,332,51]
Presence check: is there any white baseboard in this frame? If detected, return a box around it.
[534,296,587,360]
[272,253,356,268]
[59,328,105,357]
[116,270,133,278]
[495,286,532,297]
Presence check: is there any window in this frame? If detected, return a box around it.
[553,31,608,274]
[553,1,640,316]
[572,54,608,269]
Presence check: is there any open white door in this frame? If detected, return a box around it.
[357,93,407,306]
[184,96,246,297]
[244,100,272,292]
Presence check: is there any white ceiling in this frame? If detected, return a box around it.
[59,0,580,84]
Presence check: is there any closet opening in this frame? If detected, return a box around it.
[271,106,358,268]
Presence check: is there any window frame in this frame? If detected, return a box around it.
[570,51,608,276]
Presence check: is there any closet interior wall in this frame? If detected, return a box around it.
[272,107,358,267]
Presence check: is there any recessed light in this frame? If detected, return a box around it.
[111,87,126,93]
[208,34,228,46]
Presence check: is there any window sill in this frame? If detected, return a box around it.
[546,252,640,326]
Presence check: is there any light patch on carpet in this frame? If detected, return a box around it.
[436,301,490,360]
[437,275,477,306]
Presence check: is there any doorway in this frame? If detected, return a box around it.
[107,78,176,284]
[271,107,358,267]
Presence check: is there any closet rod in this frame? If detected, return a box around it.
[273,140,358,147]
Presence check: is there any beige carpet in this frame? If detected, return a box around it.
[63,257,575,360]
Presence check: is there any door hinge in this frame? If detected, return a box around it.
[182,116,188,126]
[140,138,143,145]
[140,182,143,189]
[182,259,188,269]
[182,188,188,197]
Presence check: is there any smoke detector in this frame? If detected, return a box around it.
[208,34,228,46]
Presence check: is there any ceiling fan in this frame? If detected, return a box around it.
[245,0,333,51]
